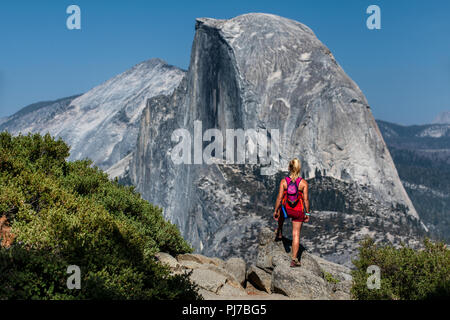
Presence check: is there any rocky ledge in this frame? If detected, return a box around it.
[156,227,353,300]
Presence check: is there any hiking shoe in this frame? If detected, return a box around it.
[290,258,301,267]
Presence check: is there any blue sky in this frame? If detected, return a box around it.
[0,0,449,125]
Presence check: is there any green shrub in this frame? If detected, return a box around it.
[323,271,340,284]
[0,132,200,300]
[351,237,450,300]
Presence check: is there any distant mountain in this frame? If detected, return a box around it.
[0,95,81,131]
[377,119,450,140]
[377,119,450,243]
[0,58,186,174]
[433,111,450,124]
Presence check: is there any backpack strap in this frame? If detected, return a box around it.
[285,176,291,185]
[295,177,302,187]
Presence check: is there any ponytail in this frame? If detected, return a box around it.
[288,158,301,181]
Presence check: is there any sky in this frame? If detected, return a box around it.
[0,0,449,125]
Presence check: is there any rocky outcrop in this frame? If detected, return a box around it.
[248,227,352,299]
[157,252,248,299]
[156,227,352,300]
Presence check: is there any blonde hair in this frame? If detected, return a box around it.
[288,158,301,181]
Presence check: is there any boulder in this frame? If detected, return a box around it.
[247,265,272,293]
[258,227,274,246]
[257,227,323,277]
[158,229,353,300]
[325,279,352,299]
[189,268,228,294]
[245,281,269,296]
[198,288,219,300]
[178,260,204,270]
[174,252,248,299]
[252,227,353,300]
[155,252,180,271]
[255,241,278,272]
[313,254,353,282]
[333,290,351,300]
[176,253,225,268]
[271,250,323,278]
[336,280,353,293]
[271,265,331,299]
[217,283,248,297]
[224,257,247,286]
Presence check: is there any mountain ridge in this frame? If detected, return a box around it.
[0,58,186,173]
[376,119,449,243]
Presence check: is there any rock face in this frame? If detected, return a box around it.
[157,227,352,300]
[0,58,185,176]
[129,13,424,266]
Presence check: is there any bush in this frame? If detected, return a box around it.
[323,271,340,284]
[0,132,201,300]
[351,237,450,300]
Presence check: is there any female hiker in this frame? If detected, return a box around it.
[273,158,310,267]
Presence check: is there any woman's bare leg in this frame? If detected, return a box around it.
[291,221,303,260]
[276,213,285,239]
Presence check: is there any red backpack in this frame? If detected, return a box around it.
[282,176,305,220]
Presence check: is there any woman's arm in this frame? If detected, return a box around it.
[273,180,285,219]
[302,181,310,213]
